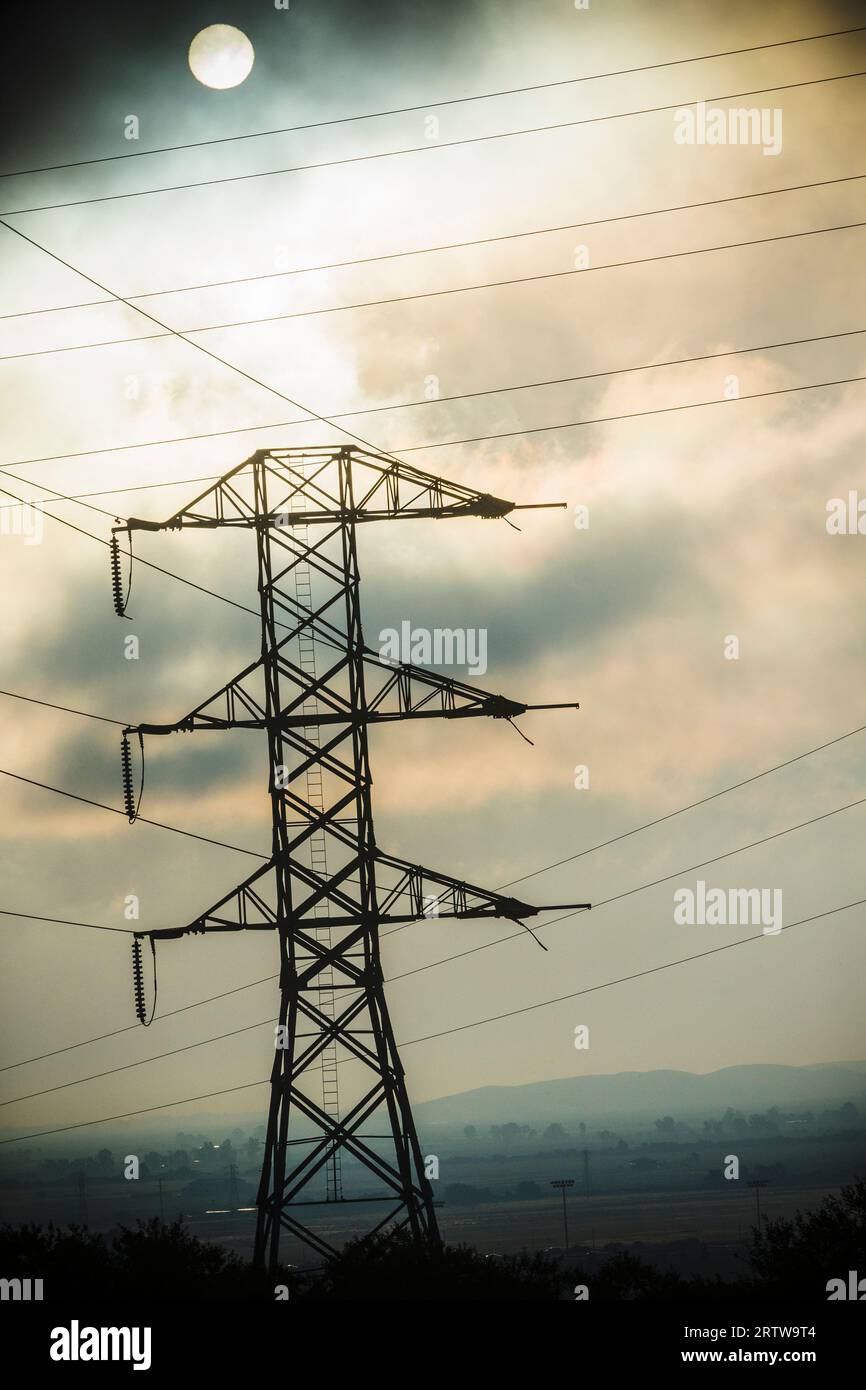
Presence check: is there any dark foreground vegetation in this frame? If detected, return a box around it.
[1,1179,863,1300]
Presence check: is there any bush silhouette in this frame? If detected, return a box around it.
[746,1177,866,1297]
[1,1180,862,1300]
[0,1219,281,1300]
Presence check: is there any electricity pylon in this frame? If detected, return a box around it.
[112,445,590,1270]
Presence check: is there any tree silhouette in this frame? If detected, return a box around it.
[747,1178,866,1296]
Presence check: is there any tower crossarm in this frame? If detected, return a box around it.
[116,446,565,534]
[122,652,576,740]
[360,653,579,723]
[133,848,590,944]
[136,857,279,942]
[373,849,591,924]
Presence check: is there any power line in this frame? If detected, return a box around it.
[1,654,864,948]
[3,70,864,218]
[2,677,865,931]
[1,45,855,667]
[0,910,133,936]
[0,479,391,798]
[4,375,866,533]
[2,33,860,1160]
[0,689,126,726]
[6,220,864,365]
[6,878,865,1104]
[387,715,866,923]
[0,481,372,686]
[3,323,865,507]
[394,373,866,453]
[0,479,397,714]
[514,797,866,930]
[2,235,862,1114]
[0,475,218,510]
[0,170,858,688]
[396,898,866,1050]
[14,211,854,663]
[5,170,863,322]
[0,1016,276,1108]
[0,973,280,1074]
[1,372,863,886]
[0,479,334,709]
[4,422,296,477]
[0,477,302,626]
[0,765,268,861]
[0,1081,270,1143]
[382,791,866,943]
[0,360,852,482]
[0,221,402,467]
[4,25,861,180]
[3,371,863,525]
[1,896,861,1144]
[3,791,863,1091]
[499,720,866,890]
[0,724,361,883]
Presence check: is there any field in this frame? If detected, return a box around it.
[0,1175,841,1276]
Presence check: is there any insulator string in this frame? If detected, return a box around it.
[109,527,133,617]
[120,729,145,822]
[131,936,158,1026]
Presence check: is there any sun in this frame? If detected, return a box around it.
[188,24,255,90]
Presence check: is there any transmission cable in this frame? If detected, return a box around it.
[0,897,860,1141]
[3,70,864,217]
[5,219,863,364]
[3,24,861,180]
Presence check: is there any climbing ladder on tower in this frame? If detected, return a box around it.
[291,479,343,1204]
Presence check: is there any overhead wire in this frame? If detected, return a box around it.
[5,889,866,1106]
[1,793,863,1087]
[3,23,862,180]
[2,30,863,1137]
[1,170,861,322]
[1,897,862,1142]
[4,219,864,364]
[1,323,865,515]
[3,70,866,217]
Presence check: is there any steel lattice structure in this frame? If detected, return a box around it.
[113,445,589,1270]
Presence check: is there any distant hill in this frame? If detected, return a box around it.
[414,1062,866,1128]
[5,1064,864,1153]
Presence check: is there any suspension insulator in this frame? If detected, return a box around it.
[121,733,136,822]
[109,533,126,616]
[132,938,146,1024]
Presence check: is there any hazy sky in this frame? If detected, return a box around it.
[0,0,864,1145]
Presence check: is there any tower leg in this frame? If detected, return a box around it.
[252,966,439,1271]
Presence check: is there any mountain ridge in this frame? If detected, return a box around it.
[414,1061,866,1127]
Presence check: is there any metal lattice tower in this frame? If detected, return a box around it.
[113,446,589,1270]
